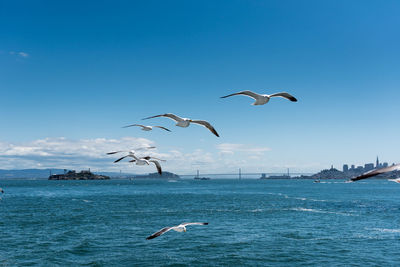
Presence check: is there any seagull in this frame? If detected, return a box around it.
[113,152,150,165]
[130,158,163,175]
[143,113,219,137]
[146,222,208,240]
[0,188,3,193]
[389,178,400,184]
[349,163,400,182]
[220,90,297,105]
[112,153,164,175]
[123,124,171,132]
[106,146,156,155]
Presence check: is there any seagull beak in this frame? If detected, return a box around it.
[184,229,186,232]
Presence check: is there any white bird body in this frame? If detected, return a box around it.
[141,126,152,131]
[135,157,149,165]
[252,95,270,105]
[176,119,190,128]
[130,157,164,175]
[113,152,150,165]
[143,114,219,137]
[171,225,186,232]
[146,222,208,240]
[221,90,297,105]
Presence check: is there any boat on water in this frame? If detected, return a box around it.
[194,170,211,180]
[314,179,320,183]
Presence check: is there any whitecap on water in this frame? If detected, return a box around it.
[289,207,355,216]
[368,228,400,233]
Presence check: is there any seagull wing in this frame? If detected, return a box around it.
[190,120,220,137]
[122,124,144,128]
[108,147,155,155]
[350,163,400,182]
[114,155,129,163]
[153,126,171,132]
[107,151,126,155]
[146,227,173,240]
[180,222,209,227]
[269,92,297,102]
[142,156,166,162]
[220,90,262,100]
[143,113,184,122]
[150,160,162,175]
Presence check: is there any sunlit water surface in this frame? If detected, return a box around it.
[1,179,400,266]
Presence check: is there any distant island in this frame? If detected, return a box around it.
[133,171,180,179]
[49,170,110,180]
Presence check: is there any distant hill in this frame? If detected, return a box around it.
[0,169,65,179]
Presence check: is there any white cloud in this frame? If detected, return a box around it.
[0,137,157,172]
[0,138,320,175]
[18,52,29,57]
[9,51,29,58]
[216,143,271,155]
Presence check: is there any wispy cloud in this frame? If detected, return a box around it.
[0,137,156,171]
[0,137,223,173]
[216,143,271,155]
[0,138,319,174]
[9,51,29,58]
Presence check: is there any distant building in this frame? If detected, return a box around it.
[351,165,355,170]
[376,156,381,168]
[383,162,389,168]
[343,164,349,172]
[364,163,374,171]
[260,173,267,179]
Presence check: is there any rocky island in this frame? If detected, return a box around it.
[49,170,110,180]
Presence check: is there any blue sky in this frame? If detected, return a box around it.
[1,0,399,174]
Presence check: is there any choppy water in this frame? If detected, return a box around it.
[0,179,400,266]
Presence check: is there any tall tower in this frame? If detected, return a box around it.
[376,156,379,168]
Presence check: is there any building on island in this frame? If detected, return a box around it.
[49,170,110,180]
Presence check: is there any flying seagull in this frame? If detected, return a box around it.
[146,222,208,240]
[350,163,400,182]
[143,113,219,137]
[131,158,163,175]
[221,90,297,105]
[106,146,156,155]
[113,152,150,165]
[123,124,171,132]
[113,153,164,175]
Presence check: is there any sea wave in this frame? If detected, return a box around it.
[368,228,400,233]
[289,207,354,216]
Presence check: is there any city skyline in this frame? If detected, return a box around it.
[1,1,400,173]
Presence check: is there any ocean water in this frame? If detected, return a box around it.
[0,179,400,266]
